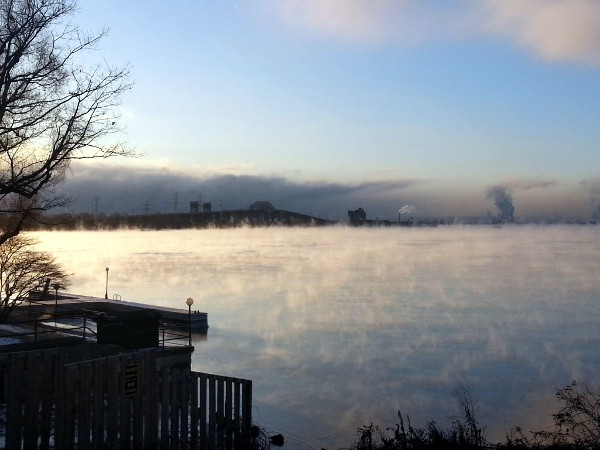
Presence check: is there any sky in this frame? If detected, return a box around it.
[61,0,600,221]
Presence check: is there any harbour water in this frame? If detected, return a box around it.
[29,225,600,449]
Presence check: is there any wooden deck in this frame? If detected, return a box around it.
[21,293,209,332]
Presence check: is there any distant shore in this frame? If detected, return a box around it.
[22,210,598,231]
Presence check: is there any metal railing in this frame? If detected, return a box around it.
[158,319,193,347]
[1,316,194,349]
[2,303,197,350]
[2,296,201,350]
[0,314,97,344]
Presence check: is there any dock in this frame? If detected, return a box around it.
[19,293,209,332]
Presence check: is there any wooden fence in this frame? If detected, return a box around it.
[1,348,252,449]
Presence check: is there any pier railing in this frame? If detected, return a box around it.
[0,314,97,344]
[6,297,203,348]
[0,314,196,349]
[158,319,193,347]
[1,348,253,449]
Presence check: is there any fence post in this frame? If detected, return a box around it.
[242,379,253,447]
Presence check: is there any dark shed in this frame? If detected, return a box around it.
[95,310,160,349]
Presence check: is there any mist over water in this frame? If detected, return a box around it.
[29,226,600,449]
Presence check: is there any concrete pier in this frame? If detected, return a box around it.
[21,293,209,332]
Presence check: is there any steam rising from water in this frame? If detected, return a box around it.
[30,226,600,448]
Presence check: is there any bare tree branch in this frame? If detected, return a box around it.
[0,0,132,244]
[0,234,69,321]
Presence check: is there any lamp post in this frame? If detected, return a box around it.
[105,267,109,299]
[186,297,194,346]
[52,283,60,326]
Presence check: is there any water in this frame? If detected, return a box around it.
[29,225,600,449]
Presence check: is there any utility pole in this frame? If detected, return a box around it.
[93,196,100,216]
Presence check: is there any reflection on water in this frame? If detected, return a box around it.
[29,225,600,449]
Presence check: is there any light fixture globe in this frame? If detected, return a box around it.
[186,297,194,306]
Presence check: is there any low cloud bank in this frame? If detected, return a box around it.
[56,163,595,222]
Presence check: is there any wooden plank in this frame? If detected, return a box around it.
[241,379,253,446]
[234,379,241,443]
[181,369,190,449]
[160,366,170,449]
[131,356,144,449]
[169,368,180,450]
[63,364,77,448]
[217,376,225,449]
[226,378,233,450]
[54,358,66,449]
[78,361,93,449]
[39,350,57,450]
[91,357,107,450]
[199,373,207,448]
[144,351,159,449]
[24,351,40,448]
[190,372,199,448]
[208,375,216,450]
[5,356,25,449]
[119,357,132,450]
[105,357,119,448]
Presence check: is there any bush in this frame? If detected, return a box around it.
[349,382,600,450]
[349,386,485,450]
[506,381,600,450]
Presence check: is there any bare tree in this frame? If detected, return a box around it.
[541,381,600,448]
[0,0,132,244]
[0,235,68,321]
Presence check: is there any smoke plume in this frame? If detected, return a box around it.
[486,186,514,221]
[398,205,416,215]
[581,177,600,221]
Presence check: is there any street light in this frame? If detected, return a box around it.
[105,267,109,299]
[186,297,194,346]
[52,283,61,326]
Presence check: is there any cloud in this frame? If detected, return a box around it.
[472,0,600,65]
[267,0,452,45]
[265,0,600,64]
[54,162,595,221]
[495,178,559,191]
[272,0,383,41]
[58,162,418,220]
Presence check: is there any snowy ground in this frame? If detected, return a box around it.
[0,324,31,345]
